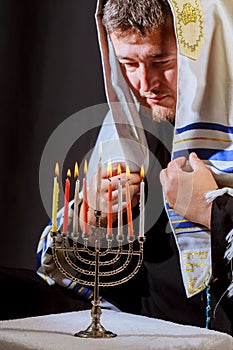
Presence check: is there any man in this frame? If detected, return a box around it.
[80,0,178,229]
[37,0,233,334]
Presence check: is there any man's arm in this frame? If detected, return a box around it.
[159,152,218,228]
[160,152,233,279]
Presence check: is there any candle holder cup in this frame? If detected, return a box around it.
[51,210,145,338]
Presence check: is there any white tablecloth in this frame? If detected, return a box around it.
[0,310,232,350]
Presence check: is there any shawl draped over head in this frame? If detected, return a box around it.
[36,0,233,301]
[90,0,233,298]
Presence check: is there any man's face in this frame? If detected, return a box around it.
[110,20,177,122]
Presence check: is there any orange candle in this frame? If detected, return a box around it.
[125,165,133,236]
[82,160,88,233]
[107,161,113,236]
[62,169,71,233]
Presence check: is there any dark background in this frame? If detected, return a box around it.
[0,0,106,269]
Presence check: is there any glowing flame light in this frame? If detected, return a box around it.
[107,161,112,178]
[55,162,59,177]
[126,165,130,180]
[74,162,79,178]
[117,164,121,176]
[140,165,144,181]
[84,159,88,176]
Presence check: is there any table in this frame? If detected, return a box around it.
[0,310,232,350]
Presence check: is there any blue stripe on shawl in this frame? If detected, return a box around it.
[72,284,93,299]
[43,234,49,251]
[176,122,233,134]
[172,221,198,229]
[173,149,233,170]
[36,250,42,270]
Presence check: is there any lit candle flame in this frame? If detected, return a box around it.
[140,165,144,181]
[55,162,59,177]
[126,165,130,180]
[84,159,88,176]
[117,163,121,176]
[67,169,71,177]
[74,162,79,178]
[107,161,112,178]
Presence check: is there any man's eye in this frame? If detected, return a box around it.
[153,59,175,68]
[154,60,170,65]
[122,62,138,71]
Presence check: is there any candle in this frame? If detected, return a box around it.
[107,161,113,236]
[125,165,134,236]
[73,162,80,235]
[52,162,59,233]
[96,142,102,211]
[82,159,88,233]
[117,164,123,236]
[62,169,71,233]
[139,165,145,237]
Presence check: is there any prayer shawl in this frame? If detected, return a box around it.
[37,0,233,300]
[94,0,233,298]
[168,0,233,297]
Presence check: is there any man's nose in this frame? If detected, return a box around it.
[140,64,160,92]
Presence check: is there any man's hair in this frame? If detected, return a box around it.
[102,0,172,36]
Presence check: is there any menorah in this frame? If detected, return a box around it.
[51,208,145,338]
[50,158,145,338]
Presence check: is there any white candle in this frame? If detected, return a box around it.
[96,160,102,211]
[117,164,123,236]
[125,166,133,236]
[139,165,145,237]
[107,161,113,236]
[96,142,102,211]
[73,162,80,235]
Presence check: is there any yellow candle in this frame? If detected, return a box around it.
[52,162,59,232]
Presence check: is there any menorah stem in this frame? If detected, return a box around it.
[94,244,100,303]
[74,212,117,338]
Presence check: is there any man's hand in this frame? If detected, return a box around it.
[79,162,141,230]
[160,152,218,228]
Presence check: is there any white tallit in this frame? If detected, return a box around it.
[168,0,233,297]
[90,0,233,298]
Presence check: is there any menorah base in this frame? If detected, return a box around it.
[74,322,117,338]
[74,304,117,338]
[52,227,145,339]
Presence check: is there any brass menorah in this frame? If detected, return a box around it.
[51,209,145,338]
